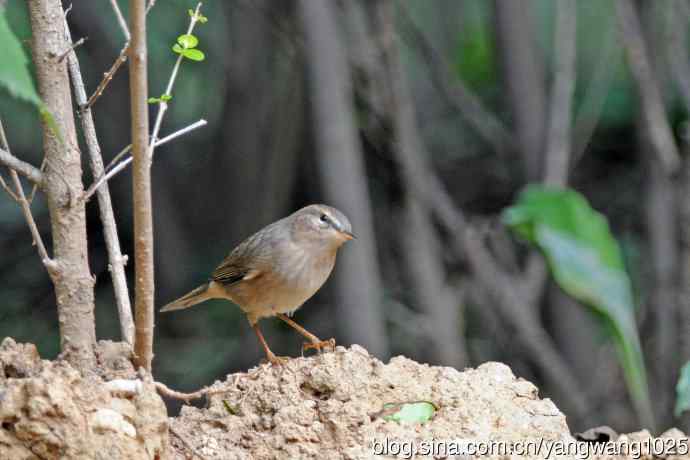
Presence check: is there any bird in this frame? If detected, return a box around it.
[160,204,354,365]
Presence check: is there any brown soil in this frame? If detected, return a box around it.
[168,345,571,459]
[0,337,168,460]
[1,338,689,460]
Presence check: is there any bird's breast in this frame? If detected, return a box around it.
[226,246,337,319]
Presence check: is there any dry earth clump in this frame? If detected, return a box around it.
[2,337,689,460]
[0,337,168,459]
[169,344,573,459]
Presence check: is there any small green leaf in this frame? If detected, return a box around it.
[147,97,160,104]
[188,9,195,17]
[197,14,208,23]
[177,33,198,49]
[160,94,172,102]
[222,400,240,415]
[675,362,690,417]
[381,401,437,424]
[180,48,205,61]
[172,43,183,54]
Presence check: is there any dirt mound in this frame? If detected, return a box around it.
[3,338,689,459]
[0,337,168,460]
[168,345,572,459]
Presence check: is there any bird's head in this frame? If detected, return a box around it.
[291,204,355,249]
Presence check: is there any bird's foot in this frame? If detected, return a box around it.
[262,352,289,366]
[301,338,336,355]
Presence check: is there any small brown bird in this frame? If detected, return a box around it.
[160,204,354,365]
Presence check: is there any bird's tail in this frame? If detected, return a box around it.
[160,283,213,312]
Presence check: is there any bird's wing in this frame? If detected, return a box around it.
[211,261,252,285]
[211,231,267,285]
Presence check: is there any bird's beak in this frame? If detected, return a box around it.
[340,230,356,241]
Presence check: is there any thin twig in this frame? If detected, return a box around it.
[57,36,85,63]
[169,425,210,460]
[0,119,55,271]
[84,42,130,110]
[109,0,131,40]
[0,146,43,184]
[154,381,216,402]
[82,119,207,202]
[64,15,135,345]
[0,172,19,201]
[82,0,158,109]
[27,159,46,204]
[147,2,203,158]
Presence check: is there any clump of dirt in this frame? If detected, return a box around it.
[168,345,573,459]
[0,337,168,460]
[4,338,689,460]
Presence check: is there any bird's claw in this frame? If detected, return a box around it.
[301,338,336,356]
[263,353,289,366]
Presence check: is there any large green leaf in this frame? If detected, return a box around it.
[503,184,653,428]
[0,8,41,106]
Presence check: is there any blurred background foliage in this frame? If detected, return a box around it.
[2,0,690,433]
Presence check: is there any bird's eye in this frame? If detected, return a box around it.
[320,214,329,223]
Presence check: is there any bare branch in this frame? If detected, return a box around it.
[27,158,46,204]
[64,15,135,346]
[0,120,54,270]
[82,0,163,109]
[82,119,207,202]
[130,0,153,372]
[0,147,44,184]
[57,36,85,63]
[84,42,129,110]
[148,2,204,158]
[109,0,131,40]
[0,171,20,201]
[397,3,513,158]
[544,0,577,186]
[616,0,681,173]
[154,381,216,402]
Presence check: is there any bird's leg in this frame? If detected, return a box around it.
[277,313,336,353]
[252,323,287,365]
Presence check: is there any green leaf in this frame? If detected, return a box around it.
[177,33,198,49]
[0,8,41,106]
[381,401,436,424]
[675,362,690,417]
[148,93,172,104]
[198,15,208,24]
[172,43,183,54]
[222,399,240,415]
[180,48,205,61]
[503,185,653,428]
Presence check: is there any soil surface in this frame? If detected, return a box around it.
[2,337,689,459]
[169,344,571,459]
